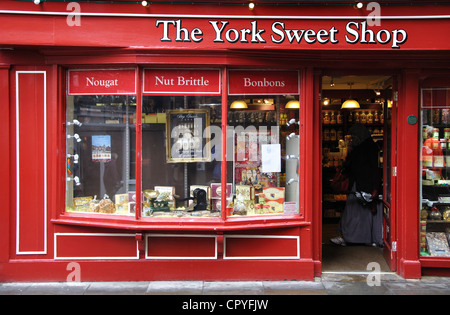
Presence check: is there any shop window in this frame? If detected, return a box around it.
[65,94,137,215]
[141,95,223,218]
[420,86,450,257]
[226,70,300,217]
[64,68,301,221]
[65,69,137,215]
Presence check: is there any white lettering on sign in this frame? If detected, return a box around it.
[155,19,408,49]
[85,77,118,88]
[154,76,210,87]
[244,77,285,88]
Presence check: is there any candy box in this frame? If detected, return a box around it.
[210,183,232,199]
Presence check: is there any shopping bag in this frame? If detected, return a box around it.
[330,167,349,193]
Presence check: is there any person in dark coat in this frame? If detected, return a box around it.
[330,124,383,247]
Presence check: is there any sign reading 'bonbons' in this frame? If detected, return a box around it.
[228,70,299,95]
[143,69,221,95]
[68,68,137,95]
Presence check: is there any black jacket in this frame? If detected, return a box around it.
[343,137,381,194]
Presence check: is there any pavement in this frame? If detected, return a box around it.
[1,273,450,296]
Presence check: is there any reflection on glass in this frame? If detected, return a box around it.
[141,96,222,218]
[420,87,450,257]
[65,95,136,215]
[227,95,300,217]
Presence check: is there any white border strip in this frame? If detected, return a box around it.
[146,234,218,260]
[223,235,300,260]
[54,233,139,260]
[16,71,47,256]
[0,10,450,20]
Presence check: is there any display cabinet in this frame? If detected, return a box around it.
[420,87,450,257]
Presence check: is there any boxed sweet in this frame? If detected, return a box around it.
[128,191,139,203]
[156,113,166,124]
[115,203,128,214]
[266,200,283,214]
[128,202,136,214]
[154,186,176,209]
[115,193,128,205]
[236,185,255,201]
[244,200,256,215]
[263,187,285,201]
[72,196,93,212]
[426,232,450,257]
[210,183,233,199]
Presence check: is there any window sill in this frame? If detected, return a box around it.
[52,212,309,231]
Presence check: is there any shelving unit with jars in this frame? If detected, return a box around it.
[420,100,450,257]
[322,105,384,219]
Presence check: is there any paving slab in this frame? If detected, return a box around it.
[203,281,264,295]
[262,280,327,295]
[146,281,203,295]
[84,281,150,295]
[322,280,390,295]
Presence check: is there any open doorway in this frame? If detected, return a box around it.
[321,75,393,273]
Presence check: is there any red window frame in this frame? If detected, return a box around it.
[54,66,306,231]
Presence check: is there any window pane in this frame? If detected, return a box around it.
[141,96,222,218]
[228,95,300,216]
[65,95,136,215]
[420,87,450,257]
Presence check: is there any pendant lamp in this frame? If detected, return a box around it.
[285,100,300,109]
[341,82,360,109]
[230,100,248,109]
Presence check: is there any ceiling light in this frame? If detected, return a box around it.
[341,82,360,109]
[230,100,248,109]
[285,100,300,109]
[323,98,330,106]
[341,99,360,109]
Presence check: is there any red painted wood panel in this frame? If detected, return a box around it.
[16,71,47,255]
[146,234,217,259]
[224,235,299,259]
[55,234,138,259]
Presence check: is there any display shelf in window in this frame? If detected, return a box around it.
[420,87,450,257]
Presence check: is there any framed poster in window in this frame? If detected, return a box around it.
[166,109,211,163]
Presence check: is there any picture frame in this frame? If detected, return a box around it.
[165,109,211,163]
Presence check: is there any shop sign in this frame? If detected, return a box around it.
[143,69,221,95]
[68,68,137,95]
[155,19,409,50]
[228,70,299,95]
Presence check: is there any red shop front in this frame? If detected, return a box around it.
[1,0,450,282]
